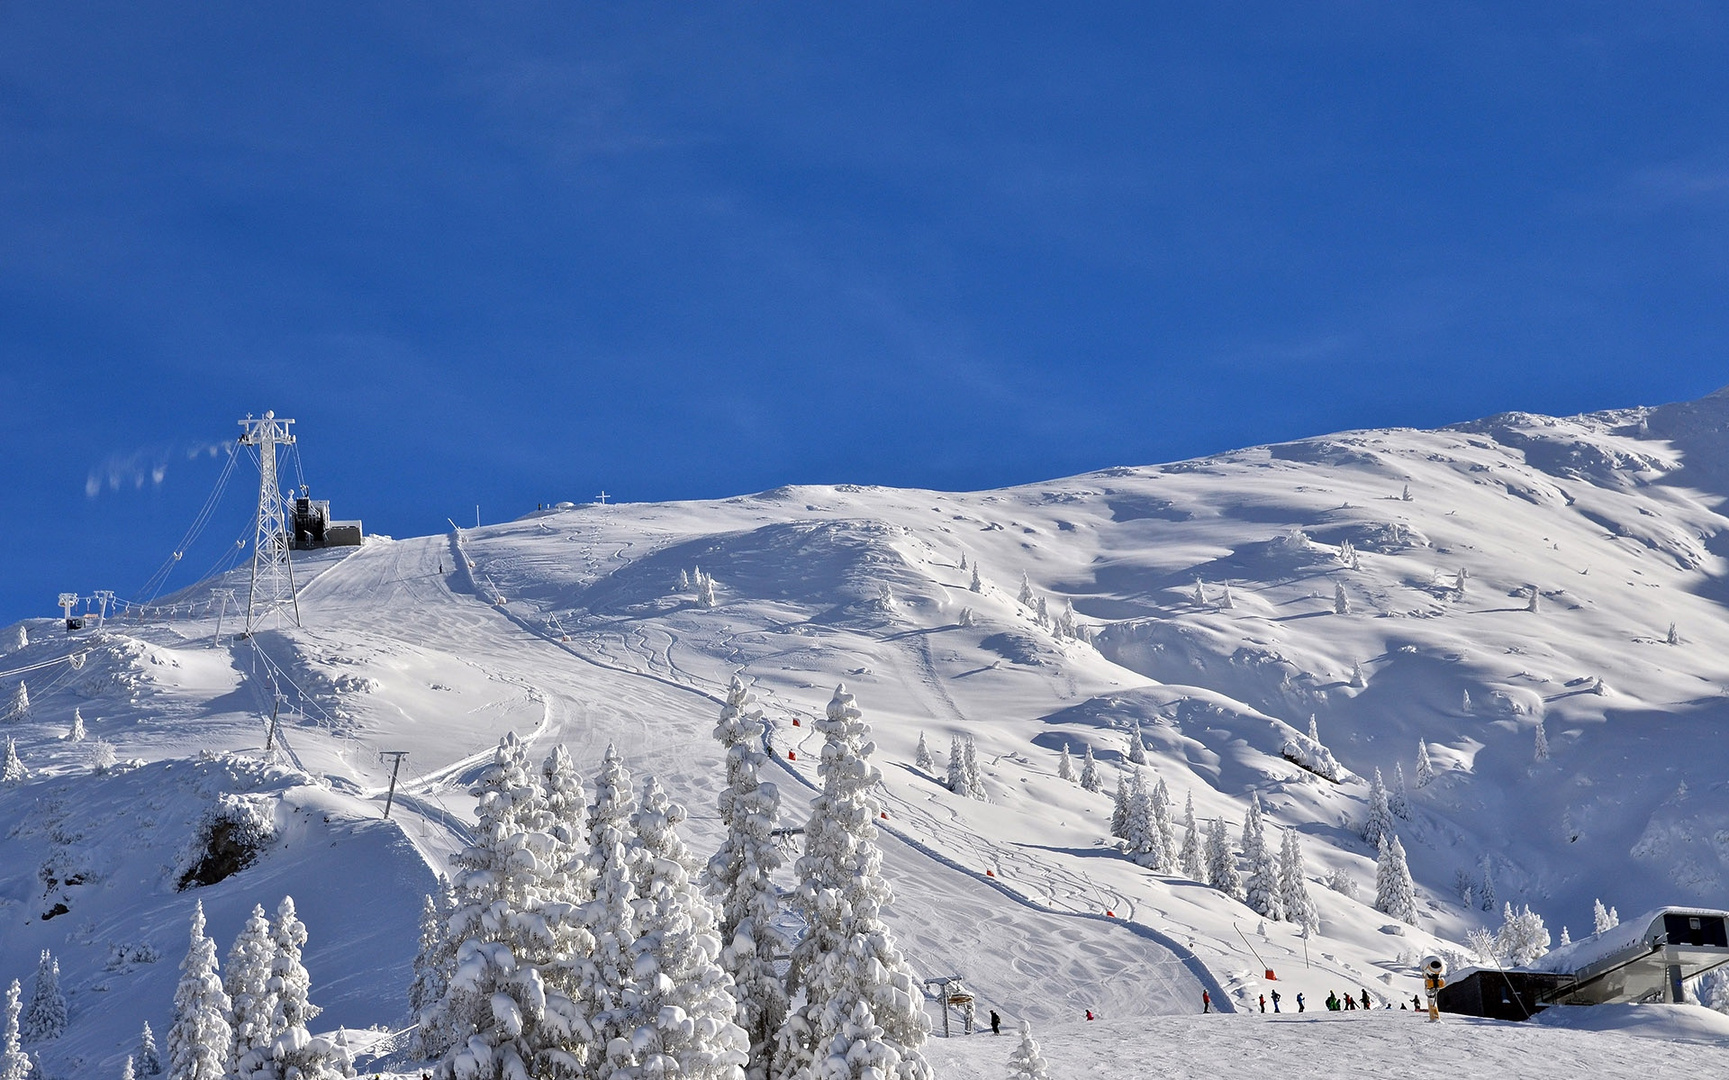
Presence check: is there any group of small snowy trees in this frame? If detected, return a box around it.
[165,896,350,1080]
[0,950,69,1080]
[679,567,719,608]
[1016,573,1086,642]
[411,679,930,1080]
[946,735,986,801]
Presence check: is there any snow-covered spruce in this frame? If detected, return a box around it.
[1360,769,1393,849]
[136,1021,162,1076]
[225,904,278,1069]
[708,677,788,1080]
[167,901,232,1080]
[1372,835,1418,926]
[1415,739,1435,788]
[433,732,585,1080]
[1277,829,1319,936]
[1125,728,1148,766]
[0,982,26,1080]
[1151,778,1174,859]
[238,895,352,1080]
[1280,718,1342,782]
[19,950,64,1043]
[0,738,25,785]
[1495,903,1552,967]
[1056,742,1074,783]
[583,742,643,1072]
[620,775,749,1080]
[1004,1021,1051,1080]
[1204,817,1242,901]
[1077,746,1100,793]
[913,732,934,773]
[408,884,457,1060]
[776,685,931,1080]
[961,735,986,801]
[1121,769,1164,870]
[1241,795,1282,922]
[7,681,27,722]
[1179,794,1204,883]
[1593,899,1620,935]
[1109,777,1132,841]
[1390,764,1410,821]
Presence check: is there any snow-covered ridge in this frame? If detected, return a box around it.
[6,388,1729,1075]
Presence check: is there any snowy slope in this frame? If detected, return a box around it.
[7,388,1729,1075]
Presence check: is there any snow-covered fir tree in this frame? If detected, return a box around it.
[1667,622,1681,646]
[8,682,26,722]
[776,686,932,1080]
[1277,829,1319,936]
[1560,926,1572,947]
[434,732,583,1080]
[136,1022,162,1076]
[1,739,25,785]
[583,743,644,1072]
[1077,746,1100,792]
[1191,577,1206,606]
[620,775,749,1080]
[1126,727,1148,766]
[167,901,232,1080]
[707,677,788,1080]
[1527,585,1540,613]
[1241,795,1282,921]
[1462,688,1473,715]
[1179,794,1204,882]
[0,982,26,1080]
[1373,834,1418,926]
[1004,1021,1050,1080]
[407,885,457,1060]
[1479,854,1496,912]
[946,735,967,796]
[679,569,691,590]
[1592,899,1620,935]
[1533,718,1549,762]
[1122,770,1164,869]
[68,708,85,742]
[914,732,934,773]
[961,735,986,801]
[968,565,982,593]
[1333,581,1349,615]
[122,1056,136,1080]
[1109,777,1133,841]
[244,895,352,1080]
[1056,742,1074,783]
[1055,601,1077,640]
[1220,581,1234,610]
[1495,903,1551,966]
[1017,573,1034,608]
[1360,769,1393,849]
[1204,818,1242,901]
[1390,764,1410,820]
[1151,778,1174,859]
[226,904,278,1070]
[957,607,975,628]
[697,569,718,609]
[1349,661,1366,689]
[1034,596,1050,629]
[1415,739,1436,788]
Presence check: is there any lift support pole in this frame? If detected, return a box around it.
[379,751,409,820]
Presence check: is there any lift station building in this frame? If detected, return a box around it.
[1439,907,1729,1020]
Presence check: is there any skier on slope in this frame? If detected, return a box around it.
[1295,992,1305,1013]
[1360,989,1370,1010]
[1258,994,1266,1013]
[990,1010,1001,1036]
[1270,989,1281,1013]
[1202,990,1211,1013]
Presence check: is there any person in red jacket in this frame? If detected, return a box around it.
[1202,990,1212,1013]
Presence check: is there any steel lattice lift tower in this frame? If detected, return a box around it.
[239,411,300,633]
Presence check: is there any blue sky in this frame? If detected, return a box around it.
[2,3,1727,623]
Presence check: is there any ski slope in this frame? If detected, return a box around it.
[6,388,1729,1075]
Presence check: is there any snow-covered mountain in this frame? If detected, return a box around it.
[8,388,1729,1076]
